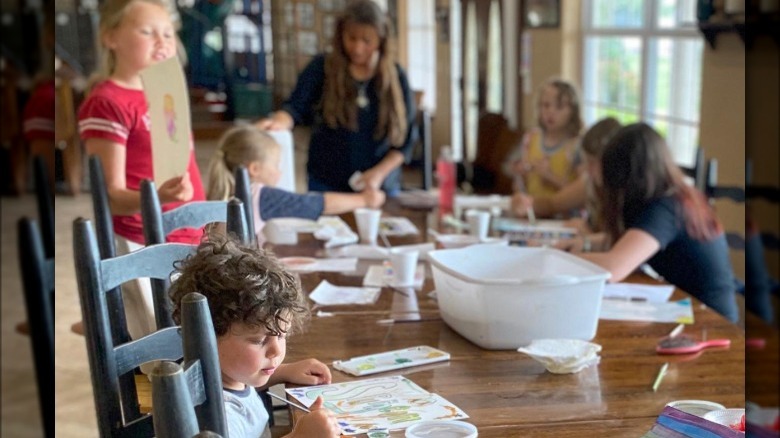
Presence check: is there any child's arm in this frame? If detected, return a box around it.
[283,396,341,438]
[87,138,193,215]
[511,175,588,218]
[265,358,332,388]
[577,229,660,282]
[323,189,385,214]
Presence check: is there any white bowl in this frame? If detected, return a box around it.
[666,400,726,417]
[405,420,478,438]
[703,408,745,429]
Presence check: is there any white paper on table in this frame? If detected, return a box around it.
[313,216,359,248]
[283,257,357,273]
[285,376,469,436]
[309,280,381,305]
[379,217,420,236]
[602,283,675,303]
[326,243,435,261]
[139,57,192,185]
[599,298,694,324]
[363,263,425,288]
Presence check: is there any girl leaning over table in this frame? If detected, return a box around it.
[576,123,739,323]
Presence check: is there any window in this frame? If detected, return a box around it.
[405,0,437,112]
[581,0,703,166]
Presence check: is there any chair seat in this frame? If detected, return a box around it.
[135,374,153,414]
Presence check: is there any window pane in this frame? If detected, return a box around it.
[646,118,699,167]
[583,36,642,119]
[585,104,639,125]
[647,37,702,122]
[486,0,502,113]
[656,0,697,29]
[590,0,644,28]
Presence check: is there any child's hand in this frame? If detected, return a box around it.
[511,192,534,217]
[510,159,530,176]
[276,359,332,386]
[157,172,194,204]
[362,188,386,209]
[255,111,293,131]
[286,397,341,438]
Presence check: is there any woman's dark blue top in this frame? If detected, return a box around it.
[281,54,417,193]
[626,195,739,322]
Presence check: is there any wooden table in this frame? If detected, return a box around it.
[271,202,747,437]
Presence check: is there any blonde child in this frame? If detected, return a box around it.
[511,117,622,251]
[504,78,584,198]
[207,126,385,238]
[77,0,204,340]
[169,237,341,437]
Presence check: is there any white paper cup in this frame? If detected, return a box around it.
[354,208,381,245]
[466,209,491,240]
[263,220,298,245]
[390,248,419,287]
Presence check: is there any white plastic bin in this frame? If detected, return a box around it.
[428,245,611,349]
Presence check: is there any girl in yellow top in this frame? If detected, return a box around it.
[504,78,584,197]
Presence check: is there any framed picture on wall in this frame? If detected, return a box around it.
[523,0,560,28]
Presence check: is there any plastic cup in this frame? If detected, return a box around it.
[466,209,491,240]
[354,208,381,245]
[390,248,419,287]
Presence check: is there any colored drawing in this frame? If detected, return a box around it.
[163,93,176,141]
[333,346,450,376]
[285,376,468,435]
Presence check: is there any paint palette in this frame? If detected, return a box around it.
[333,346,450,376]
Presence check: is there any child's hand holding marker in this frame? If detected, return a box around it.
[285,396,342,438]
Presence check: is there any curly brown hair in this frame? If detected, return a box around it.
[169,237,309,337]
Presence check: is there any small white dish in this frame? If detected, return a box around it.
[666,400,726,417]
[405,420,478,438]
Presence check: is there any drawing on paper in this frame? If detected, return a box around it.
[163,93,176,141]
[285,376,468,435]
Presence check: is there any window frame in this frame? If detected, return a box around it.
[580,0,703,165]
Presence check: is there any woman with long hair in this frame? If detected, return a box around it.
[256,0,415,196]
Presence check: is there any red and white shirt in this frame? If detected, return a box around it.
[22,79,56,142]
[78,80,205,244]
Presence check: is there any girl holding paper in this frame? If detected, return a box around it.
[576,123,739,322]
[77,0,205,340]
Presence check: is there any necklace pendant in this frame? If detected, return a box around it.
[356,93,369,109]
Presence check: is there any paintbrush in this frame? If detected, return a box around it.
[266,391,311,413]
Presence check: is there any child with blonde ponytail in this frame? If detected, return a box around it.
[207,126,386,236]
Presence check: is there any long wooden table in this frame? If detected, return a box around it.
[271,202,748,437]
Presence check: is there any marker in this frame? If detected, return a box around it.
[652,362,669,392]
[266,392,310,413]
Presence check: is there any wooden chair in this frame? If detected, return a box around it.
[139,178,249,329]
[149,292,226,438]
[73,217,227,437]
[465,112,521,195]
[17,218,54,438]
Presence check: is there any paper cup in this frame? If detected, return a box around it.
[390,248,419,287]
[263,220,298,245]
[466,209,491,240]
[354,208,381,245]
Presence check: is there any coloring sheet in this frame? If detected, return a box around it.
[599,298,694,324]
[139,57,192,185]
[285,375,468,435]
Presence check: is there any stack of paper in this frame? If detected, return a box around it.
[308,280,381,305]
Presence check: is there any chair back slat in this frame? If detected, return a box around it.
[163,201,229,235]
[18,218,54,438]
[151,362,200,438]
[226,198,249,243]
[233,166,255,243]
[181,293,227,435]
[32,156,54,258]
[100,243,194,291]
[114,327,183,376]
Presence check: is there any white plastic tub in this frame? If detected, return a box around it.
[428,245,611,349]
